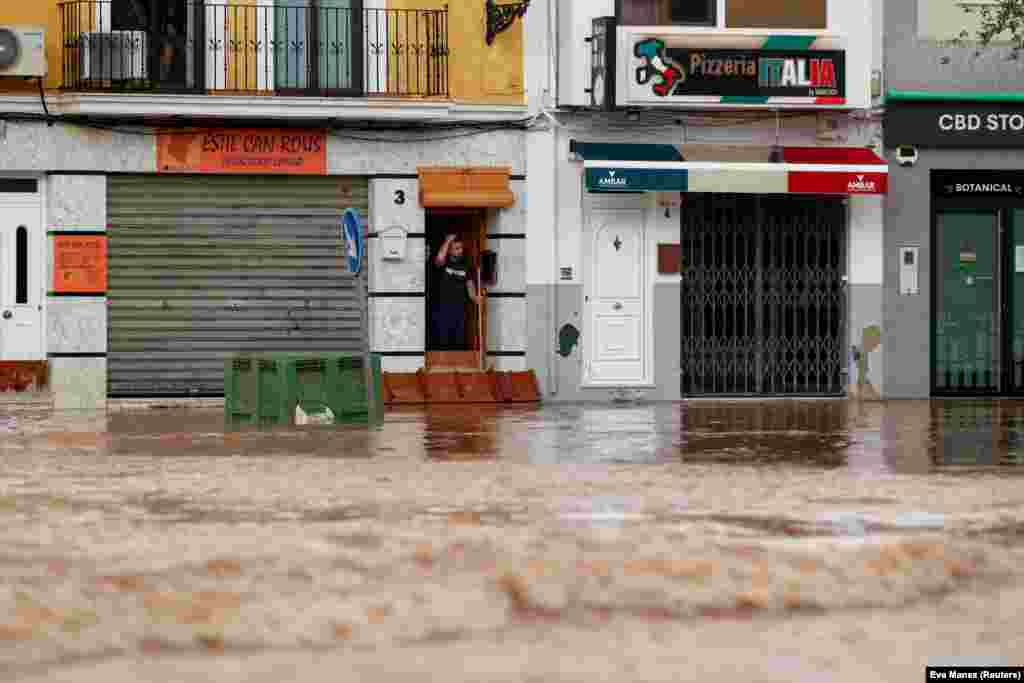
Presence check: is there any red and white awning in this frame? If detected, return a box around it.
[580,145,888,195]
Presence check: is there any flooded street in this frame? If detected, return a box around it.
[1,400,1024,681]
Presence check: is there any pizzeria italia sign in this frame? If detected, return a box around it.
[622,32,847,106]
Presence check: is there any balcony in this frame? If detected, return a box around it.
[58,1,449,99]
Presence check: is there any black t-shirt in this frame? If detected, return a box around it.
[438,256,470,307]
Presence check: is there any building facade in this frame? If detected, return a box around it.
[524,0,885,402]
[0,0,531,408]
[884,0,1024,398]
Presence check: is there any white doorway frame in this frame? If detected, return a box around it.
[580,195,654,389]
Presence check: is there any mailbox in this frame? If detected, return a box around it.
[481,250,498,287]
[380,225,408,261]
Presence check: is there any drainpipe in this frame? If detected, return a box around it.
[549,127,560,396]
[547,0,560,396]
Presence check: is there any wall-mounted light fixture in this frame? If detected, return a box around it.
[486,0,530,46]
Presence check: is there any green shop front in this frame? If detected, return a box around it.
[886,93,1024,396]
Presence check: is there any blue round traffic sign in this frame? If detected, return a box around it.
[341,208,364,275]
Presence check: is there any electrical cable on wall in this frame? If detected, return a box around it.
[0,110,546,143]
[36,78,52,127]
[0,104,868,144]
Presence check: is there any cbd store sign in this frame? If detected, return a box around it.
[621,31,847,107]
[886,103,1024,149]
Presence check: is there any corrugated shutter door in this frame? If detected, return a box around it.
[107,175,369,398]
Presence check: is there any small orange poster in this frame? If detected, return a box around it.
[53,236,108,294]
[157,129,327,175]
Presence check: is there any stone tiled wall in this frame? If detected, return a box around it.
[46,298,107,355]
[486,180,528,366]
[368,178,428,370]
[369,178,427,296]
[490,181,527,235]
[48,176,108,228]
[486,298,527,353]
[46,175,108,411]
[327,130,527,176]
[370,239,428,293]
[0,125,154,173]
[0,122,528,176]
[371,298,427,354]
[47,357,107,411]
[487,239,526,294]
[488,356,527,372]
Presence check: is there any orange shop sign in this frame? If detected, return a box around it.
[53,235,107,294]
[157,129,327,174]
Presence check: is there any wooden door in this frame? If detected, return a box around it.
[475,210,488,369]
[457,211,487,367]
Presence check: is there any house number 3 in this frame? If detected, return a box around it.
[394,190,406,205]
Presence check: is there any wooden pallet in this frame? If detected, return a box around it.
[382,369,540,406]
[425,351,484,373]
[382,372,427,404]
[494,371,542,403]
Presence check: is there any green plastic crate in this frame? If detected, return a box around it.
[370,353,384,423]
[291,357,334,417]
[225,355,259,425]
[226,352,382,426]
[257,358,291,425]
[334,356,368,416]
[225,355,293,427]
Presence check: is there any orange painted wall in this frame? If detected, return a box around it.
[388,0,524,104]
[0,1,63,91]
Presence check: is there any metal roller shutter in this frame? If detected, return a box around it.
[679,194,847,397]
[107,175,369,398]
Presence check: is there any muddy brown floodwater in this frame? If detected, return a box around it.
[1,399,1024,682]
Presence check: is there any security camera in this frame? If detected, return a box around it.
[896,146,918,167]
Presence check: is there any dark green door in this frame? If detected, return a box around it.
[317,0,355,91]
[275,0,310,90]
[275,0,357,92]
[934,210,1002,394]
[1010,209,1024,392]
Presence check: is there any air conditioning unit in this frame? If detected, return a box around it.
[80,31,148,82]
[0,26,47,78]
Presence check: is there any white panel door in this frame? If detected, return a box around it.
[586,210,646,385]
[363,0,389,94]
[205,0,229,90]
[0,203,44,360]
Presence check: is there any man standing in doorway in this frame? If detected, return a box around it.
[433,234,482,350]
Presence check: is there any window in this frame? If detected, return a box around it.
[726,0,826,29]
[0,179,38,193]
[619,0,716,26]
[15,226,28,305]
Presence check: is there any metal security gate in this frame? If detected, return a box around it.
[107,175,369,398]
[680,194,846,396]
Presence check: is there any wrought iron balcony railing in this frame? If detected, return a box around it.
[59,1,449,98]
